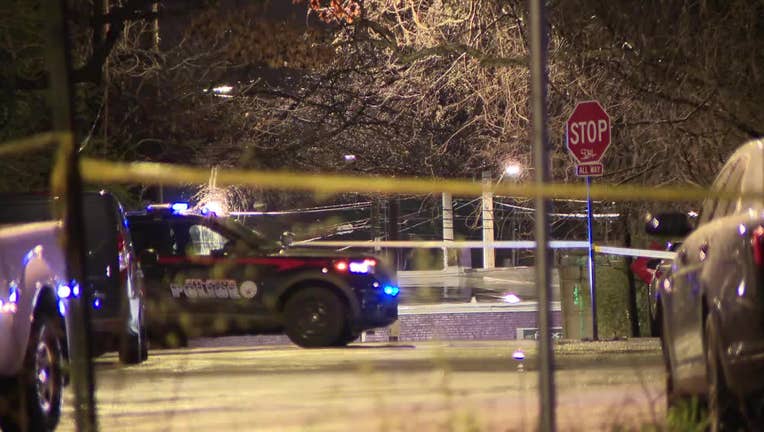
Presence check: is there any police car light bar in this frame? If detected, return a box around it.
[146,202,190,214]
[171,202,190,213]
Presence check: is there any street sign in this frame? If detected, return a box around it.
[564,100,611,341]
[565,100,611,165]
[576,163,603,177]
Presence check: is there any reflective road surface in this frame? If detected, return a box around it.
[58,338,664,432]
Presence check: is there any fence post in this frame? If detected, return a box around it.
[481,171,495,269]
[44,1,98,430]
[529,0,556,430]
[442,192,453,269]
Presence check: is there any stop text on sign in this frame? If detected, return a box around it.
[568,120,609,146]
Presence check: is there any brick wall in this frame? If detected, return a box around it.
[363,310,562,343]
[194,306,563,347]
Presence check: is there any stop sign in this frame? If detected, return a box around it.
[565,101,611,164]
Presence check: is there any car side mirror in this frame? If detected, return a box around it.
[280,231,295,248]
[644,212,694,237]
[139,248,159,266]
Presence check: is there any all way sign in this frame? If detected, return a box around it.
[576,163,603,177]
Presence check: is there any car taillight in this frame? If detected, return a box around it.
[753,226,764,267]
[117,231,129,272]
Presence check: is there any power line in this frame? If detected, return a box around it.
[231,201,371,216]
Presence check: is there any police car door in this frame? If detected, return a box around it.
[165,220,268,335]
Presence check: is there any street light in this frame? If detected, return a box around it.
[504,162,523,178]
[498,161,524,267]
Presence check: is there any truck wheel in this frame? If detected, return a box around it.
[119,308,146,364]
[284,287,346,348]
[140,324,149,361]
[706,319,745,432]
[119,330,144,365]
[0,313,65,432]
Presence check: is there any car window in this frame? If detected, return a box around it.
[217,218,280,252]
[186,224,229,256]
[740,149,764,211]
[131,220,175,255]
[699,157,743,224]
[717,157,746,217]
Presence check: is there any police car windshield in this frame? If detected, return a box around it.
[215,218,281,252]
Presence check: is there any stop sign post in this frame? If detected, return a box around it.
[565,100,611,341]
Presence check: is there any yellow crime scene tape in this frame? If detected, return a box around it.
[80,157,760,203]
[0,136,749,261]
[0,131,76,198]
[1,136,753,204]
[76,157,758,261]
[0,132,67,157]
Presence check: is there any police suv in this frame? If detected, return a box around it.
[127,204,399,348]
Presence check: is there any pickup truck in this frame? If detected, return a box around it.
[0,220,68,432]
[0,191,147,365]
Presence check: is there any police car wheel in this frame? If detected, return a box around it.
[284,287,346,348]
[333,325,359,346]
[140,325,149,361]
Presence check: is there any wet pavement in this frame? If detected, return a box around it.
[58,338,665,431]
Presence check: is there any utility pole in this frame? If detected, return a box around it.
[45,1,98,430]
[442,192,453,269]
[481,171,495,269]
[529,0,556,429]
[94,0,109,154]
[370,199,381,252]
[152,1,160,50]
[387,198,401,270]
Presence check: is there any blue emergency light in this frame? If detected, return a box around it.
[171,202,190,213]
[145,202,190,214]
[383,285,400,296]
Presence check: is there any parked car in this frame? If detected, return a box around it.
[645,241,682,337]
[645,138,764,430]
[127,204,399,348]
[0,191,147,364]
[0,219,68,431]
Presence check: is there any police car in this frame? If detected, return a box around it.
[126,203,399,348]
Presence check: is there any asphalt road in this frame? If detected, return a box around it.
[58,338,665,432]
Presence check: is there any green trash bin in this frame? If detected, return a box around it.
[558,252,632,339]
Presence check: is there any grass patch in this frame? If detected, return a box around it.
[665,397,708,432]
